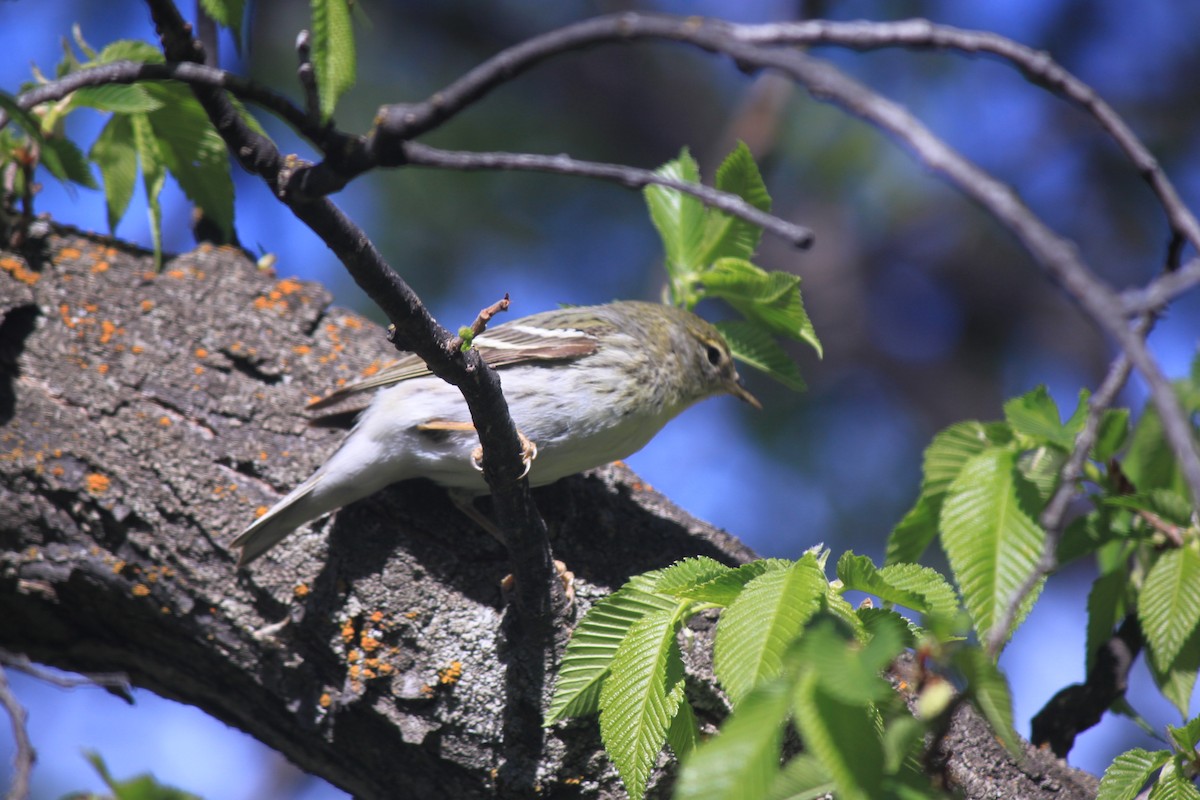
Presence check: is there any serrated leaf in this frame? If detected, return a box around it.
[796,615,900,705]
[714,320,806,391]
[923,421,1012,498]
[886,494,940,566]
[1004,386,1069,448]
[791,669,884,800]
[653,557,733,597]
[767,753,836,800]
[546,577,678,724]
[645,148,705,284]
[954,647,1020,757]
[940,447,1046,647]
[1148,757,1200,800]
[85,750,201,800]
[697,141,771,265]
[703,258,821,356]
[0,91,45,143]
[39,135,98,190]
[666,694,698,759]
[856,608,919,649]
[311,0,357,121]
[1124,383,1200,500]
[599,607,687,800]
[89,114,137,233]
[129,111,165,267]
[714,556,826,705]
[1168,716,1200,753]
[200,0,246,38]
[1096,748,1170,800]
[142,83,234,242]
[1139,547,1200,672]
[70,83,163,114]
[673,559,789,606]
[1085,567,1128,675]
[1148,614,1200,719]
[675,679,792,800]
[837,553,958,621]
[1094,408,1131,462]
[96,39,165,64]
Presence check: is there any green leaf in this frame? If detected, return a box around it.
[791,669,885,800]
[645,148,705,291]
[140,83,234,242]
[714,556,826,705]
[96,39,165,64]
[796,615,900,705]
[1149,757,1200,800]
[599,606,687,800]
[953,647,1021,757]
[546,576,678,724]
[836,553,959,621]
[89,114,138,233]
[885,493,940,566]
[1168,715,1200,753]
[200,0,247,38]
[714,320,807,391]
[766,753,836,800]
[653,556,733,597]
[1004,385,1070,449]
[924,421,1013,499]
[70,83,163,114]
[672,559,788,606]
[39,135,98,189]
[1138,547,1200,672]
[1148,620,1200,719]
[1123,383,1200,500]
[0,90,45,143]
[666,695,699,759]
[697,141,771,265]
[856,608,919,650]
[675,679,792,800]
[85,750,201,800]
[1094,408,1131,462]
[704,259,821,356]
[311,0,357,121]
[1096,748,1170,800]
[940,447,1046,646]
[1085,567,1128,674]
[129,111,166,268]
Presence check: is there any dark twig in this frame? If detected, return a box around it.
[452,293,511,351]
[399,144,814,250]
[1031,615,1143,756]
[0,647,134,701]
[0,665,33,800]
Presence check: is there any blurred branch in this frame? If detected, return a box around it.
[0,665,32,800]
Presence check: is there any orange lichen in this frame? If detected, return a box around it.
[438,661,464,686]
[254,505,268,518]
[100,320,117,344]
[159,417,172,427]
[166,269,187,279]
[59,304,75,328]
[293,583,311,599]
[112,560,126,574]
[85,473,110,495]
[319,693,332,709]
[51,466,65,477]
[346,649,361,664]
[131,345,144,354]
[258,451,268,461]
[341,620,356,643]
[360,635,382,652]
[361,361,381,378]
[96,364,109,375]
[132,583,150,597]
[0,256,39,285]
[341,316,363,329]
[139,299,155,312]
[193,365,204,375]
[194,347,208,359]
[59,247,82,260]
[276,277,302,295]
[369,610,385,623]
[292,345,311,355]
[90,260,110,274]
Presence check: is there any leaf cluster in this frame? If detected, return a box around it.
[644,145,820,391]
[547,551,1013,800]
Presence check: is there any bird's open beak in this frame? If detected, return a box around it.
[729,376,762,410]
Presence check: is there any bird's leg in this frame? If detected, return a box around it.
[415,419,538,479]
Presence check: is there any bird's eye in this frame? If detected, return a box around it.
[706,345,723,366]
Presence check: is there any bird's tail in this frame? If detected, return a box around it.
[231,474,328,566]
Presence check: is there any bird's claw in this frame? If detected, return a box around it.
[471,432,538,479]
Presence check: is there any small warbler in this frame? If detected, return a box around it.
[232,300,759,565]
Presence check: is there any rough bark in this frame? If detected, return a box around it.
[0,225,1097,799]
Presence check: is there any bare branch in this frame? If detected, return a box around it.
[451,293,511,351]
[400,143,814,249]
[0,665,33,800]
[0,647,133,701]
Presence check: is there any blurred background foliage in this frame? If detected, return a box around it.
[4,0,1200,797]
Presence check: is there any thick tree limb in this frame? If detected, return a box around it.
[0,228,1099,799]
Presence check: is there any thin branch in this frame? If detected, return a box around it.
[0,648,134,701]
[0,665,33,800]
[400,143,814,249]
[294,30,320,122]
[1123,256,1200,315]
[985,317,1149,656]
[451,293,511,351]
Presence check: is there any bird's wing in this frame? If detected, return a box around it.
[305,322,599,410]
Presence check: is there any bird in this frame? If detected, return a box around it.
[231,300,759,566]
